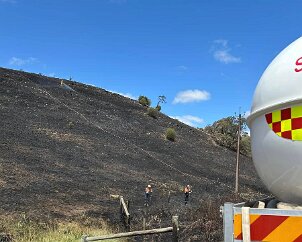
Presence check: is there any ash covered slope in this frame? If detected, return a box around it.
[0,67,265,219]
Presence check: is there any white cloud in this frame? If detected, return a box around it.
[214,50,241,64]
[171,115,204,127]
[176,65,188,71]
[212,39,241,64]
[213,39,228,47]
[173,89,210,104]
[9,57,37,66]
[109,90,137,100]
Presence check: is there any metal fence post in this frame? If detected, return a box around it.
[172,216,179,242]
[223,202,234,242]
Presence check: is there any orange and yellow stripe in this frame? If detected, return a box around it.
[234,214,302,241]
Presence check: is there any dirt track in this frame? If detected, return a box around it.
[0,67,268,241]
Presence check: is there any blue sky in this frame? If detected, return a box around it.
[0,0,301,127]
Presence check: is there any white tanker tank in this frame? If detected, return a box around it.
[247,37,302,204]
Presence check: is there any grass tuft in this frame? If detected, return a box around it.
[0,214,124,242]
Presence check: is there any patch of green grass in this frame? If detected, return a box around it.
[0,214,125,242]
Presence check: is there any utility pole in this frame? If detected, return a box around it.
[235,108,241,194]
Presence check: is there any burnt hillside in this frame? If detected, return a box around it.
[0,67,267,240]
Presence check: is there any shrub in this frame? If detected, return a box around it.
[166,128,176,141]
[67,121,74,129]
[147,107,158,118]
[138,96,151,107]
[204,116,251,156]
[155,105,161,111]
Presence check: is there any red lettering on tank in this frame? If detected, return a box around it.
[295,57,302,72]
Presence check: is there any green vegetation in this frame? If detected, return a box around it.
[138,95,151,107]
[204,115,251,156]
[147,107,158,118]
[157,95,166,106]
[0,214,123,242]
[155,105,161,111]
[166,128,176,141]
[67,121,74,129]
[241,133,251,156]
[138,95,165,112]
[156,95,166,112]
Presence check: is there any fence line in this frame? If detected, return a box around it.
[82,216,179,242]
[119,196,130,228]
[120,196,130,217]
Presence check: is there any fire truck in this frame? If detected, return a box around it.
[222,37,302,242]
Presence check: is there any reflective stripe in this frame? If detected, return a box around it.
[263,216,302,241]
[292,129,302,140]
[281,119,291,132]
[234,214,260,239]
[292,106,302,118]
[234,214,302,241]
[266,104,302,141]
[242,207,251,242]
[272,110,281,122]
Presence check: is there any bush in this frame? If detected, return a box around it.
[138,96,151,107]
[155,105,161,111]
[204,116,251,156]
[147,107,158,118]
[67,121,74,129]
[166,128,176,141]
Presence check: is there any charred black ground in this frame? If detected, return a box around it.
[0,67,268,241]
